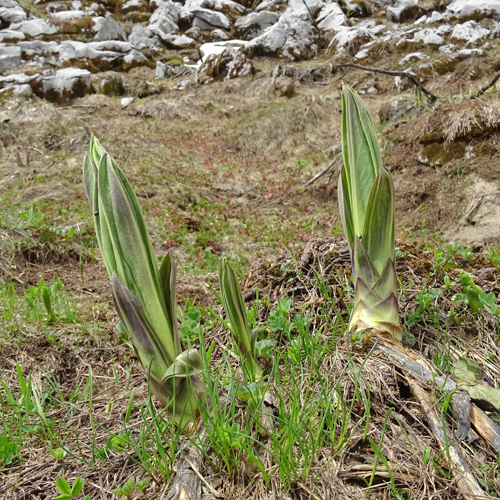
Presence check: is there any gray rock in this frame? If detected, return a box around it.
[387,0,422,23]
[446,0,500,21]
[121,0,146,13]
[234,11,280,39]
[429,11,444,22]
[0,71,38,86]
[0,0,26,26]
[93,15,127,41]
[302,0,326,18]
[42,67,92,103]
[0,45,22,72]
[211,28,229,40]
[436,23,453,36]
[394,74,413,92]
[122,49,149,69]
[413,28,444,45]
[197,46,254,82]
[199,0,246,16]
[451,20,490,46]
[129,25,162,50]
[455,48,484,60]
[10,19,59,37]
[58,40,131,68]
[88,40,132,52]
[121,96,134,107]
[249,0,318,60]
[342,0,371,18]
[13,83,32,97]
[399,51,428,65]
[49,10,86,19]
[317,3,347,31]
[192,7,231,29]
[379,98,418,123]
[255,0,287,12]
[45,2,71,14]
[148,2,180,35]
[0,29,25,42]
[328,26,377,54]
[185,25,201,37]
[157,32,196,47]
[19,40,59,60]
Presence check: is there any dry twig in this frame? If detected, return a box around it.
[335,63,437,102]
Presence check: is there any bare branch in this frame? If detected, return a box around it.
[336,62,437,102]
[477,70,500,96]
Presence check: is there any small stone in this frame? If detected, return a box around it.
[13,83,32,97]
[429,11,443,22]
[122,49,149,70]
[399,51,428,65]
[121,96,134,107]
[211,28,229,40]
[413,28,445,45]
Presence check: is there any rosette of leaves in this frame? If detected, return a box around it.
[83,136,205,427]
[338,85,402,342]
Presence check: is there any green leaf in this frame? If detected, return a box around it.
[255,339,274,359]
[454,357,500,412]
[220,261,263,382]
[55,478,71,495]
[122,477,135,494]
[362,167,395,275]
[136,481,148,491]
[460,270,483,313]
[159,251,181,353]
[338,166,354,246]
[341,83,381,237]
[111,274,170,374]
[70,477,84,496]
[53,495,71,500]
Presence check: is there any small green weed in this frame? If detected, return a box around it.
[54,477,89,500]
[112,477,148,500]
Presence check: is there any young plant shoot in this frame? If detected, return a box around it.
[220,261,263,383]
[338,85,402,342]
[83,136,205,427]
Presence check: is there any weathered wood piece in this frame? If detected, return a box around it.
[409,380,490,500]
[470,404,500,454]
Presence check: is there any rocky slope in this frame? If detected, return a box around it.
[1,0,500,101]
